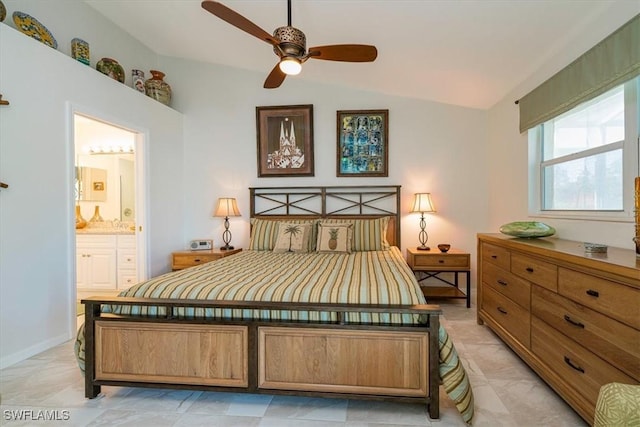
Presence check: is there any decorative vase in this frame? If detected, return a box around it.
[89,205,103,223]
[71,38,90,66]
[96,57,125,83]
[75,205,87,229]
[144,70,172,106]
[132,69,145,93]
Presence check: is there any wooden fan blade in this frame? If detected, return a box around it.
[307,45,377,62]
[264,64,287,89]
[201,1,279,46]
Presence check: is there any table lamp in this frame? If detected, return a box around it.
[410,193,436,250]
[214,197,241,250]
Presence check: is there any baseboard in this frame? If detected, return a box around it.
[0,333,70,370]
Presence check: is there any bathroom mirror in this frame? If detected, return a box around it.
[76,166,107,202]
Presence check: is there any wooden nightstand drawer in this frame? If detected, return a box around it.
[407,248,470,270]
[511,253,558,291]
[172,248,242,270]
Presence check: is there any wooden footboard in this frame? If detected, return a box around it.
[83,297,442,419]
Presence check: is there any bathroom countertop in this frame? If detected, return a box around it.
[76,228,135,235]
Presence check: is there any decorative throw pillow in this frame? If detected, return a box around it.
[249,218,317,251]
[248,218,279,250]
[316,223,353,253]
[273,223,312,253]
[319,217,390,251]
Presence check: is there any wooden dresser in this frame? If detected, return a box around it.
[477,233,639,424]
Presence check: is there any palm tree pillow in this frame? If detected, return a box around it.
[273,223,313,253]
[316,223,353,253]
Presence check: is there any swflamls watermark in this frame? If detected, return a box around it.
[3,409,70,421]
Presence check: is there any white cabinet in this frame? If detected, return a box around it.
[76,234,137,291]
[116,234,137,289]
[76,235,117,290]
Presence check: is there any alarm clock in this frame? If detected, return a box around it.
[189,239,213,251]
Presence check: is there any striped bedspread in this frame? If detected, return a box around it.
[107,247,424,324]
[75,247,474,423]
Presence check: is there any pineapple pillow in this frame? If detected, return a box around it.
[316,223,353,253]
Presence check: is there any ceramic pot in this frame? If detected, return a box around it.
[96,57,125,83]
[144,70,172,106]
[75,205,87,229]
[132,69,145,93]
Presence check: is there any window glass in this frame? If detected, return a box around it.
[542,149,622,210]
[543,86,624,161]
[540,83,629,211]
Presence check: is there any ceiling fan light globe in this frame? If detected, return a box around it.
[279,58,302,75]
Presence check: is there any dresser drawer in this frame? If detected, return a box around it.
[511,253,558,291]
[481,243,510,271]
[559,268,640,330]
[532,286,640,380]
[531,317,637,409]
[482,286,530,347]
[482,261,531,309]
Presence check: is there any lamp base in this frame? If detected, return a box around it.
[417,245,430,251]
[220,245,235,251]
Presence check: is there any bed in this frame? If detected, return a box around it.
[76,186,473,423]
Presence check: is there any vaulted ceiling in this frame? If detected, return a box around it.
[86,0,637,109]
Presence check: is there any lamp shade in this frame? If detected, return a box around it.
[213,198,241,217]
[279,57,302,75]
[410,193,436,213]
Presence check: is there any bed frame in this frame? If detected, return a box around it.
[82,186,443,419]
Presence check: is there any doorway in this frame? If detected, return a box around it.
[72,113,147,306]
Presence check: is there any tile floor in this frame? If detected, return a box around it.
[0,300,587,426]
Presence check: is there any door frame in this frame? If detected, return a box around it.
[68,103,149,330]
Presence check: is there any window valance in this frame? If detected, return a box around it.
[518,14,639,133]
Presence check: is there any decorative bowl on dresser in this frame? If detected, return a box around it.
[477,233,639,425]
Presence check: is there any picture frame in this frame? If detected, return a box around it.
[256,104,314,177]
[337,109,388,177]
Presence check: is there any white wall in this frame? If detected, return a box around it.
[0,25,184,368]
[159,56,490,261]
[487,5,639,250]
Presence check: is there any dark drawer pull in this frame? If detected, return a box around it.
[194,259,201,262]
[563,356,585,373]
[497,307,507,315]
[586,289,599,297]
[438,260,444,263]
[491,255,497,259]
[563,315,585,328]
[497,279,507,286]
[525,267,534,273]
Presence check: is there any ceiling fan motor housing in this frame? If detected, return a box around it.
[273,26,306,57]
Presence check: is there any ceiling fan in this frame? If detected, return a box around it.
[201,0,378,89]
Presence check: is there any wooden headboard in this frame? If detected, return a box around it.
[249,186,402,247]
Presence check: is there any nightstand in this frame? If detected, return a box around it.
[171,248,242,271]
[406,247,471,308]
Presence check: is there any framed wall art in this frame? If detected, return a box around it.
[256,104,314,177]
[337,109,388,177]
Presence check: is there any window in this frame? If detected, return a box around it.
[529,77,639,220]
